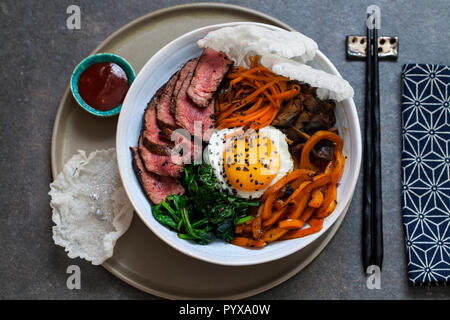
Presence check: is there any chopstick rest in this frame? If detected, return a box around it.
[346,36,399,60]
[401,64,450,285]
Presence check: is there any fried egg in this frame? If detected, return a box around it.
[207,126,293,199]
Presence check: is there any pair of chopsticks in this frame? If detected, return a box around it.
[362,15,383,270]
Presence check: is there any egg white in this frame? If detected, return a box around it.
[207,126,293,199]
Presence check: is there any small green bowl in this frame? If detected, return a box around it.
[70,53,136,117]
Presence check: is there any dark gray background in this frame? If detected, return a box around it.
[1,0,449,299]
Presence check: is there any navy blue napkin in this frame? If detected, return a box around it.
[401,64,450,285]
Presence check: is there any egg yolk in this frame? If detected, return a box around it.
[223,131,280,192]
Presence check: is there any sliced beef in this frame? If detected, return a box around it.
[142,130,171,156]
[142,93,173,156]
[187,48,233,108]
[170,58,199,115]
[131,147,184,205]
[156,71,179,135]
[175,68,215,141]
[143,86,163,132]
[138,133,183,178]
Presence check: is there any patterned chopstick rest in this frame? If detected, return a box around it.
[401,64,450,285]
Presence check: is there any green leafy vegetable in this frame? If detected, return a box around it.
[152,164,259,244]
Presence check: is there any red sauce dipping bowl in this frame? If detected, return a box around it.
[70,53,136,117]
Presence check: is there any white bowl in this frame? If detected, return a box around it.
[117,22,362,266]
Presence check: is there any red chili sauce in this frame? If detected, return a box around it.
[77,62,129,111]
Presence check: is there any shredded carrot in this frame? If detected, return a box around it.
[216,55,301,130]
[252,203,264,239]
[280,218,324,240]
[261,169,313,201]
[263,206,288,227]
[235,224,252,234]
[299,130,344,171]
[273,199,285,211]
[262,227,288,243]
[287,175,330,219]
[278,219,304,230]
[309,189,324,208]
[262,193,277,220]
[230,237,267,248]
[299,207,316,223]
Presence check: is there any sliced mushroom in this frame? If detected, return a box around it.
[272,98,303,127]
[312,140,334,161]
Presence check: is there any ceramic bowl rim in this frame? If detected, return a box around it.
[116,22,362,266]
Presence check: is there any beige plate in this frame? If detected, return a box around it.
[51,3,350,299]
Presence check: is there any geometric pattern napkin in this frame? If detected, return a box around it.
[401,63,450,285]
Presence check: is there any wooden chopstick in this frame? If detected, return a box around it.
[362,17,384,270]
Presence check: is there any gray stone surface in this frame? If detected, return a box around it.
[0,0,449,299]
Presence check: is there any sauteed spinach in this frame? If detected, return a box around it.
[152,164,259,244]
